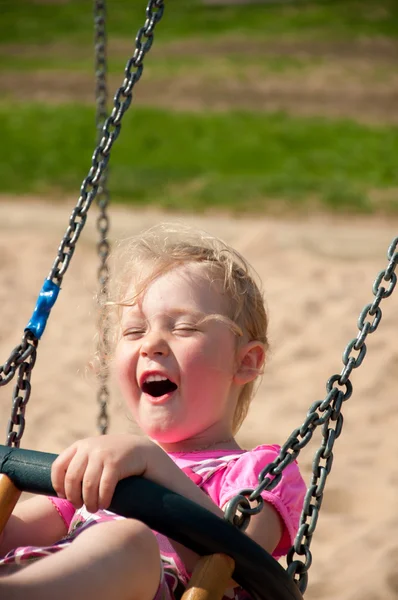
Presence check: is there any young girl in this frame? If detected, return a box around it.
[0,223,306,600]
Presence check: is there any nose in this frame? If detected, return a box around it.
[140,331,169,358]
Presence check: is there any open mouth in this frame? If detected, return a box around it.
[141,378,178,398]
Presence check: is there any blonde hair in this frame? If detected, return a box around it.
[107,223,269,434]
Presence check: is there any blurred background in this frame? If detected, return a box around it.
[1,3,398,599]
[1,0,397,214]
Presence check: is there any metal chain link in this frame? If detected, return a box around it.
[48,0,164,287]
[4,331,38,447]
[0,332,36,389]
[224,236,398,593]
[0,0,165,446]
[94,0,111,435]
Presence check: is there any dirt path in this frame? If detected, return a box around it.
[2,38,398,123]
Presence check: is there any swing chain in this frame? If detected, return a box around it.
[94,0,111,435]
[285,388,346,592]
[0,332,37,389]
[4,331,38,447]
[224,236,398,594]
[0,0,164,447]
[48,0,164,288]
[338,238,398,385]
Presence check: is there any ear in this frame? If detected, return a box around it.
[233,341,265,386]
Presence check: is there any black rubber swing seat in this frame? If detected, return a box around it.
[0,444,303,600]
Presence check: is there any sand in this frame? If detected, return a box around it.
[0,197,397,599]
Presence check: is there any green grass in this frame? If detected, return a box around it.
[1,1,397,217]
[1,0,398,47]
[1,102,397,214]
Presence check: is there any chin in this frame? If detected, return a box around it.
[138,421,174,442]
[145,425,192,445]
[148,431,181,444]
[137,412,200,444]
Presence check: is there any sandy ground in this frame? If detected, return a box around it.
[0,198,397,599]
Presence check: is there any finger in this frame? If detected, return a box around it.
[51,445,78,499]
[81,454,103,514]
[98,465,119,510]
[64,451,89,509]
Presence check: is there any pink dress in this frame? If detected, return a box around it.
[0,445,306,600]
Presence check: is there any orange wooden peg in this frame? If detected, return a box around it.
[182,553,235,600]
[0,473,21,535]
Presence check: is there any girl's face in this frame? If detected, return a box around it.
[114,263,241,448]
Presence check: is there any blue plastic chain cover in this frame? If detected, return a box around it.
[25,279,61,339]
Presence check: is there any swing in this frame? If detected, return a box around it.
[0,2,397,599]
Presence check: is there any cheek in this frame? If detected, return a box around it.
[205,332,237,368]
[113,343,136,391]
[182,338,235,380]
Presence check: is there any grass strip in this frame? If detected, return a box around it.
[2,0,398,46]
[0,102,397,213]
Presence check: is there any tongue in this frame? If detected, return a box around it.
[143,379,177,398]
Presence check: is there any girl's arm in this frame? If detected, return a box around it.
[145,443,282,573]
[52,435,282,573]
[145,445,283,546]
[0,495,68,557]
[52,435,226,519]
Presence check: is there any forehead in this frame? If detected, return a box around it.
[126,262,230,317]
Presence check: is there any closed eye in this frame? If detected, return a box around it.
[173,326,199,335]
[123,329,146,339]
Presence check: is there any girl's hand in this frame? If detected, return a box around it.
[51,435,158,513]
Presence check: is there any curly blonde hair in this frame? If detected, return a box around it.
[106,223,269,434]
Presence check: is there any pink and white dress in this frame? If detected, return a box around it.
[0,444,306,600]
